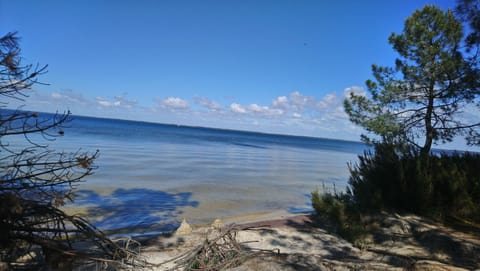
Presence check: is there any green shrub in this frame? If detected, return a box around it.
[347,143,480,222]
[311,189,364,242]
[311,189,346,224]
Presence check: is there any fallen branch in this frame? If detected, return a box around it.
[155,225,280,271]
[3,197,148,270]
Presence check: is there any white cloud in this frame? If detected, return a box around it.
[228,90,352,124]
[324,94,338,104]
[271,91,317,113]
[292,112,302,119]
[96,94,137,109]
[289,91,315,111]
[332,106,348,119]
[194,96,223,111]
[18,87,369,142]
[268,91,317,113]
[230,103,246,113]
[230,102,284,117]
[272,96,289,110]
[316,93,339,110]
[158,97,190,110]
[247,103,263,113]
[247,104,284,117]
[49,89,91,106]
[96,97,117,107]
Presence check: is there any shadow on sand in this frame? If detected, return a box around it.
[240,214,480,270]
[72,188,199,236]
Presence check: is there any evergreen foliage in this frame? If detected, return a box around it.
[344,5,480,154]
[456,0,480,48]
[347,144,480,222]
[316,4,480,241]
[311,189,365,243]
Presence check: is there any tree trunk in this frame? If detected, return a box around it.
[422,128,433,155]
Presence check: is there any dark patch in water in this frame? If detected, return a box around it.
[288,207,313,214]
[232,142,268,149]
[74,188,198,235]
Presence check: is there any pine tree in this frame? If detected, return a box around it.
[344,5,480,154]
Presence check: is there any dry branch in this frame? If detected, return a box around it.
[155,225,279,271]
[0,32,146,270]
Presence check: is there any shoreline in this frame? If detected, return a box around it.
[62,204,313,237]
[190,209,311,227]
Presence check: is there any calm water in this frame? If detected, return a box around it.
[6,112,368,235]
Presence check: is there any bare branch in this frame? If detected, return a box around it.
[1,32,143,269]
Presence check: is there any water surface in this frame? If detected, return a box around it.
[7,112,368,235]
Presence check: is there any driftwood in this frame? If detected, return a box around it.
[155,225,279,271]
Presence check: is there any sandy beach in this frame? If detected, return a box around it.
[136,212,480,270]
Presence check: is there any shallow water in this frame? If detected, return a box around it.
[6,112,367,235]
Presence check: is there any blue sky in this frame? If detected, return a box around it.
[3,0,477,150]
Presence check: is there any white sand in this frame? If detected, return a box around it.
[138,213,479,270]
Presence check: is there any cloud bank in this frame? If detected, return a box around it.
[14,86,369,141]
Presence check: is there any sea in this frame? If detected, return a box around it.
[4,111,368,236]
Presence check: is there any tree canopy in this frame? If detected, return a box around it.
[344,5,480,153]
[456,0,480,48]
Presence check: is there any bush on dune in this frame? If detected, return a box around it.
[311,188,365,243]
[312,143,480,244]
[313,1,480,245]
[348,144,480,223]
